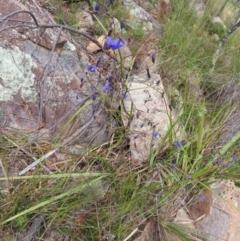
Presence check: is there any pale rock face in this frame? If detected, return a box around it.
[123,0,162,34]
[111,18,126,34]
[75,11,94,31]
[122,72,181,162]
[174,208,195,229]
[198,180,240,241]
[190,0,205,16]
[118,45,133,69]
[135,220,155,241]
[212,16,226,30]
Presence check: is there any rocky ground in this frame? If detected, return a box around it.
[0,0,240,240]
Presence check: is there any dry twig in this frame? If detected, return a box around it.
[18,109,102,175]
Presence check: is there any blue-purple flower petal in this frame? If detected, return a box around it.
[108,76,113,82]
[185,174,191,179]
[103,40,110,50]
[217,161,224,167]
[87,65,97,72]
[92,93,97,101]
[122,92,127,99]
[151,50,156,63]
[94,3,100,12]
[103,83,112,91]
[232,156,238,162]
[120,21,125,30]
[173,141,183,149]
[225,162,231,167]
[199,195,205,202]
[96,57,101,67]
[152,132,160,139]
[106,37,126,50]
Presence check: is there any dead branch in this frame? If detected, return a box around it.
[23,216,44,241]
[0,10,102,49]
[0,10,39,26]
[18,109,102,176]
[0,10,122,64]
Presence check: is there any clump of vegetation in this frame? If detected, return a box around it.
[1,0,240,240]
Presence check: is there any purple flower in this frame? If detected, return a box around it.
[232,156,238,162]
[122,92,127,99]
[188,76,193,82]
[217,161,224,167]
[103,83,112,91]
[103,40,110,50]
[96,57,101,67]
[129,77,134,86]
[152,132,160,139]
[225,162,231,167]
[106,37,126,50]
[173,141,183,149]
[92,93,97,101]
[199,195,205,202]
[130,77,134,82]
[108,76,113,82]
[172,163,176,168]
[185,174,191,179]
[94,3,100,12]
[87,65,97,72]
[120,21,125,30]
[151,50,156,63]
[146,68,151,79]
[115,72,120,81]
[113,122,119,127]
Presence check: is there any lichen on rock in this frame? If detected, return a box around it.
[0,46,37,102]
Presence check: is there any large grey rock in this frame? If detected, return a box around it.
[123,0,162,34]
[0,0,114,147]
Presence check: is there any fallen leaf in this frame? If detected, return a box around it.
[87,35,105,53]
